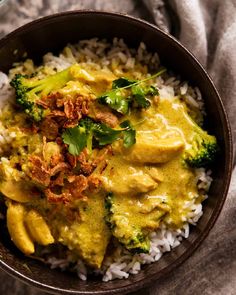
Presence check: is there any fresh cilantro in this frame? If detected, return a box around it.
[112,77,136,89]
[93,123,122,146]
[62,118,136,156]
[98,90,129,114]
[98,68,165,114]
[131,85,151,108]
[120,120,136,148]
[146,85,159,96]
[131,84,159,109]
[62,125,87,156]
[98,78,136,115]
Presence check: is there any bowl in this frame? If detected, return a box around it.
[0,10,233,295]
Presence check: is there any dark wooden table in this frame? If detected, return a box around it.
[0,1,235,294]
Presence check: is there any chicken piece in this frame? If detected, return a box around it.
[145,167,164,182]
[123,136,185,164]
[58,193,110,268]
[102,169,158,195]
[60,67,116,97]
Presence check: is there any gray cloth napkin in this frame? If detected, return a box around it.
[0,1,235,294]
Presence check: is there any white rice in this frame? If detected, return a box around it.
[0,38,213,282]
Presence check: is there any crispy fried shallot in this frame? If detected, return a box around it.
[29,156,51,187]
[40,118,59,140]
[88,104,118,127]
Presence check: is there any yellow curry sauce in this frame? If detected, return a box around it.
[0,60,208,269]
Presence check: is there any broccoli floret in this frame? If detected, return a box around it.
[124,231,150,254]
[10,65,79,121]
[183,114,219,168]
[105,193,168,253]
[105,194,150,253]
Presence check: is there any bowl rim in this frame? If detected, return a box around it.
[0,9,233,295]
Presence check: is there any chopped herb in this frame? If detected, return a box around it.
[120,120,136,148]
[93,123,122,146]
[62,118,95,156]
[98,68,165,114]
[62,118,136,156]
[131,84,159,109]
[131,85,150,108]
[98,90,129,114]
[62,125,87,156]
[112,77,136,89]
[146,85,159,96]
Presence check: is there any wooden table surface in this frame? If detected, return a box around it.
[0,1,235,294]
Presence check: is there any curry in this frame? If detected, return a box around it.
[0,49,218,272]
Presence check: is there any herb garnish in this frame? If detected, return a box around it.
[120,120,136,148]
[62,118,136,156]
[98,68,166,114]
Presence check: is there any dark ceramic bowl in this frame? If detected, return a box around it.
[0,11,233,295]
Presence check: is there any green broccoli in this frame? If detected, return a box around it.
[10,65,80,121]
[105,193,168,253]
[183,114,219,168]
[105,193,150,253]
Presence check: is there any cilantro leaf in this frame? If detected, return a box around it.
[112,77,136,89]
[97,69,165,114]
[98,77,136,115]
[98,90,129,114]
[120,120,136,148]
[146,85,159,96]
[131,84,159,109]
[131,84,151,108]
[62,118,136,156]
[93,123,122,145]
[62,125,87,156]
